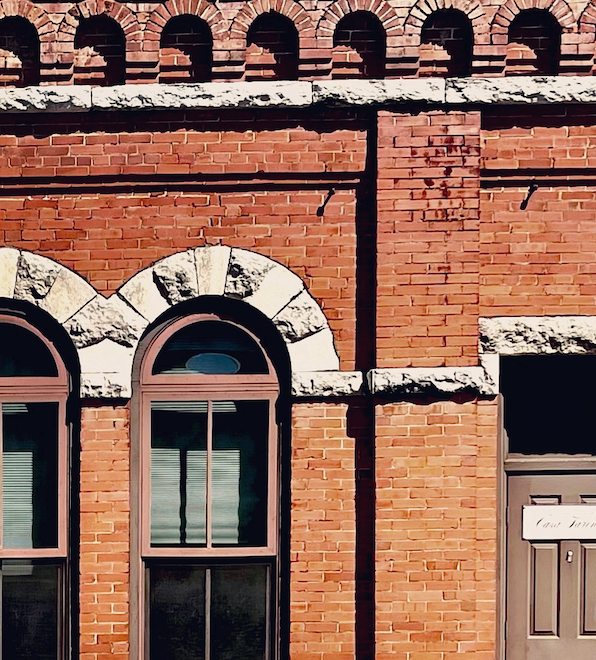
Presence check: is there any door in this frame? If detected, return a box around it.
[507,474,596,660]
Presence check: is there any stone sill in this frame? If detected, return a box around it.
[3,77,596,113]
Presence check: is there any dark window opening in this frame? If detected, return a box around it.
[246,13,299,81]
[149,563,270,660]
[507,9,561,75]
[501,355,596,454]
[332,11,386,79]
[159,15,213,83]
[0,322,58,377]
[74,15,126,86]
[0,17,40,87]
[420,9,473,77]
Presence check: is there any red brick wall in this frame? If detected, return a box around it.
[377,110,481,368]
[80,406,130,660]
[291,404,356,660]
[0,117,365,367]
[376,400,498,660]
[481,108,596,315]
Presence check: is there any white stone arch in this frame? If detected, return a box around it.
[0,246,340,398]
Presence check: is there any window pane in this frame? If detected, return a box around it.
[149,566,206,660]
[1,561,60,660]
[2,403,58,549]
[151,402,208,545]
[0,324,58,377]
[212,400,268,547]
[211,565,269,660]
[152,321,268,375]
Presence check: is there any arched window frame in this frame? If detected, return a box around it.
[0,314,70,561]
[135,311,282,659]
[0,312,73,660]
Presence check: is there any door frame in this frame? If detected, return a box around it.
[498,395,596,660]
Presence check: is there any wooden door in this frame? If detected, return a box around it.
[507,474,596,660]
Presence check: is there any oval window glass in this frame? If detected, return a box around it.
[0,324,58,377]
[152,321,268,376]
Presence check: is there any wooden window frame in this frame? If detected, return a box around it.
[0,314,70,660]
[137,312,281,659]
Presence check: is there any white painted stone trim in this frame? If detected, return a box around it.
[0,247,340,398]
[368,366,497,396]
[291,371,364,397]
[480,316,596,356]
[3,78,596,113]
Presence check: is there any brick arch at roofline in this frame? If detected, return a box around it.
[0,247,339,399]
[404,0,486,39]
[0,0,55,63]
[316,0,400,46]
[145,0,227,45]
[57,0,142,58]
[579,0,596,33]
[491,0,575,36]
[230,0,314,42]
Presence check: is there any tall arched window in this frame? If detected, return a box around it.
[137,313,280,659]
[420,9,473,77]
[0,315,71,659]
[507,9,561,75]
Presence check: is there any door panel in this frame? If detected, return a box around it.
[507,475,596,660]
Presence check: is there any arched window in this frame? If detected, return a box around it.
[332,11,386,79]
[246,13,299,80]
[0,315,71,659]
[0,17,40,87]
[507,9,561,75]
[420,9,473,77]
[74,15,126,86]
[159,15,213,83]
[137,313,280,659]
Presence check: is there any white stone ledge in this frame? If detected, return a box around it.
[4,78,596,114]
[92,81,313,110]
[0,85,91,112]
[480,316,596,355]
[291,371,364,397]
[368,367,497,397]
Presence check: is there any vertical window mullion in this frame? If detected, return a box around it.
[206,400,213,550]
[0,404,3,552]
[205,567,211,660]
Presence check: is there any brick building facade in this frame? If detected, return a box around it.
[0,0,595,659]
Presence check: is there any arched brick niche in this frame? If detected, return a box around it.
[0,1,53,83]
[419,9,473,77]
[316,0,405,77]
[0,247,339,399]
[490,0,579,75]
[56,0,141,84]
[230,0,313,80]
[245,12,299,80]
[159,15,213,83]
[506,9,562,74]
[0,16,39,86]
[404,0,484,76]
[145,0,226,83]
[331,11,386,79]
[73,14,125,85]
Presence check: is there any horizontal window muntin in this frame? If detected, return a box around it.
[0,397,68,559]
[141,393,278,558]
